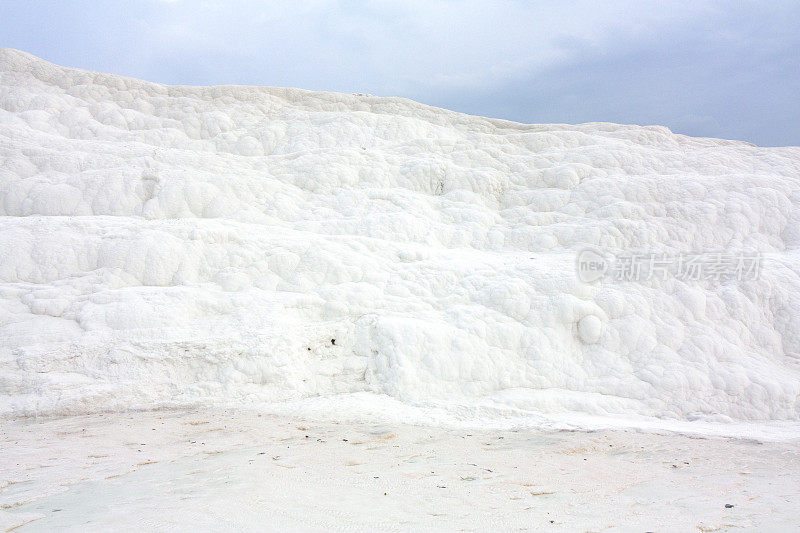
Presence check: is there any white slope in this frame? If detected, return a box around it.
[1,48,799,427]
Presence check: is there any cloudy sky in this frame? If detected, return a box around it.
[2,0,798,145]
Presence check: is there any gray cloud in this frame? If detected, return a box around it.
[1,0,798,145]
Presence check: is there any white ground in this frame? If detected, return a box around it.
[2,409,799,532]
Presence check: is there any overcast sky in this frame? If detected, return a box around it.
[2,0,798,146]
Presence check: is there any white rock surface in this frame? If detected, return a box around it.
[577,315,603,344]
[3,410,799,532]
[1,49,799,426]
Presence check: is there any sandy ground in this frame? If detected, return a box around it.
[1,409,799,532]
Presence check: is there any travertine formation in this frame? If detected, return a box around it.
[1,49,799,424]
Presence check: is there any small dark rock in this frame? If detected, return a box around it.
[725,503,735,508]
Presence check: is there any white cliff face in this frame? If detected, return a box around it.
[1,48,799,425]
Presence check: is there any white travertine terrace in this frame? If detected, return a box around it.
[1,49,799,425]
